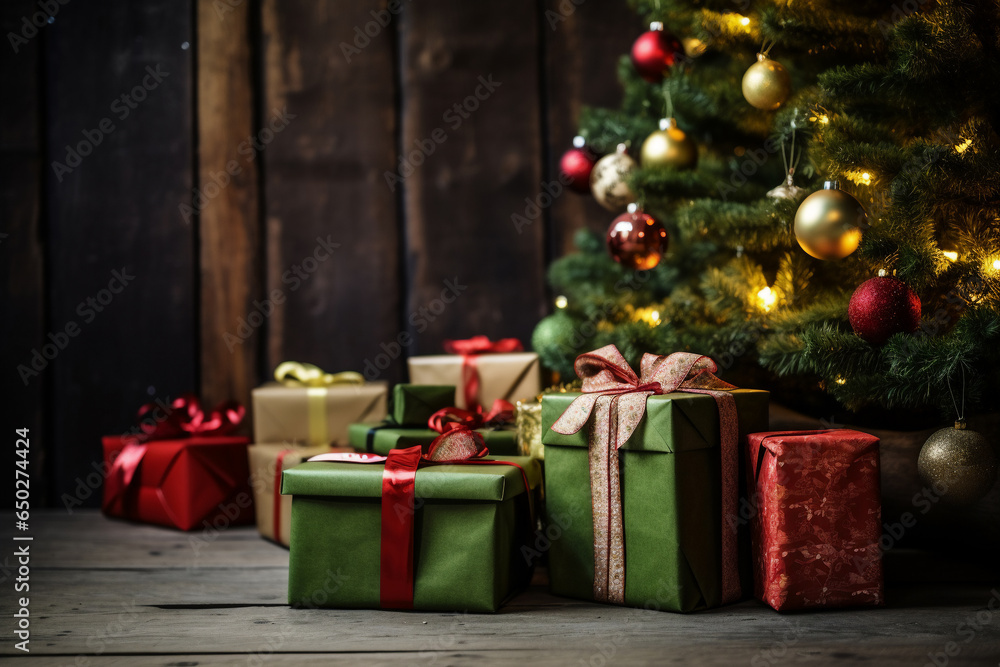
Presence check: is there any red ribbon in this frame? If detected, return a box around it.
[551,345,740,605]
[308,431,533,610]
[426,399,515,435]
[103,395,244,515]
[442,336,523,412]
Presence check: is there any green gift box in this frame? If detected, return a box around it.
[391,384,455,425]
[281,455,541,612]
[349,421,519,456]
[541,388,768,612]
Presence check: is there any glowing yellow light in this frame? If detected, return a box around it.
[757,286,776,312]
[739,16,750,26]
[993,259,1000,271]
[942,251,959,261]
[812,114,830,125]
[877,268,888,277]
[835,377,847,385]
[554,295,568,309]
[955,138,973,154]
[844,169,873,186]
[630,306,663,327]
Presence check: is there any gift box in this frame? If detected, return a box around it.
[350,422,518,456]
[541,346,768,612]
[407,337,541,411]
[252,363,388,446]
[102,435,254,531]
[349,384,519,456]
[747,429,883,611]
[281,447,541,612]
[247,443,352,546]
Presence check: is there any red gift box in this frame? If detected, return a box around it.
[101,435,255,531]
[747,429,884,611]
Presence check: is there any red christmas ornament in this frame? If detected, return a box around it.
[848,276,921,345]
[607,206,668,270]
[559,137,597,193]
[631,22,682,83]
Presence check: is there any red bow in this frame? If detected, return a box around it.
[442,336,523,412]
[308,438,533,609]
[103,395,244,515]
[551,345,740,605]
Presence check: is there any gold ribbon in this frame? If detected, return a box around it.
[274,362,365,445]
[274,361,365,387]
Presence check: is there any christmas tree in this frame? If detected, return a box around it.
[533,0,1000,419]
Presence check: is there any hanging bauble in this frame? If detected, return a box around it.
[630,22,682,83]
[848,276,921,345]
[767,169,805,200]
[560,136,598,193]
[641,118,697,170]
[742,52,791,110]
[606,203,668,270]
[590,144,636,212]
[918,421,998,506]
[793,181,866,260]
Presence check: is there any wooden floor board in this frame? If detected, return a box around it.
[2,511,999,665]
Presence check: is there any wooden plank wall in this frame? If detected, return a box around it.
[0,0,636,506]
[0,1,46,499]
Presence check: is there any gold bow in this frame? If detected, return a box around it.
[274,362,365,387]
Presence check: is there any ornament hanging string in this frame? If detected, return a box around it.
[760,38,777,57]
[780,122,801,178]
[945,363,966,423]
[662,86,674,120]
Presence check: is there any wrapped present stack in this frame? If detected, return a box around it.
[282,422,541,611]
[249,362,389,546]
[101,395,255,531]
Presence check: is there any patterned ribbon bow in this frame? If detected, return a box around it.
[104,395,244,514]
[273,361,365,387]
[442,336,523,412]
[309,433,532,609]
[550,345,740,605]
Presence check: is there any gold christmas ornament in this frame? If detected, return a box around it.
[641,118,698,170]
[590,143,636,212]
[793,181,866,260]
[918,421,998,506]
[742,52,791,110]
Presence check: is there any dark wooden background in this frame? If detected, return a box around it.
[0,0,636,506]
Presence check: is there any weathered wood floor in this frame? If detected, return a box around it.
[2,510,999,665]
